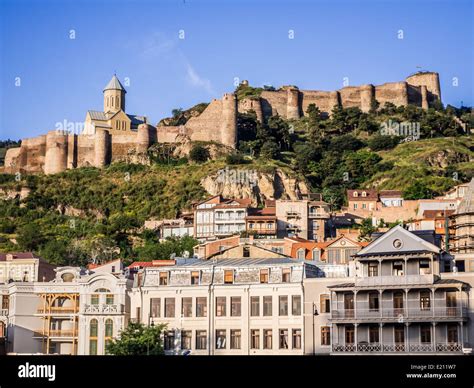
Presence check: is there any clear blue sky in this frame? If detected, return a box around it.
[0,0,472,140]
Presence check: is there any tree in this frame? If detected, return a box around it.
[189,145,210,163]
[368,135,400,151]
[260,140,279,160]
[17,223,44,251]
[359,218,377,241]
[403,180,433,200]
[106,322,167,355]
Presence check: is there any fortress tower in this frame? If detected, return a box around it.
[405,72,441,103]
[103,75,126,114]
[221,93,237,148]
[286,87,301,119]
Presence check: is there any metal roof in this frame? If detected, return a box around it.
[103,75,126,92]
[88,110,109,121]
[162,257,299,268]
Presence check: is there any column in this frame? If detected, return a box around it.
[379,323,383,352]
[353,290,358,319]
[431,288,435,318]
[432,322,437,352]
[379,290,383,318]
[405,323,409,353]
[354,323,358,351]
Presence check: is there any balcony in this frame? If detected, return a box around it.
[332,342,463,354]
[331,306,467,322]
[285,211,301,219]
[82,304,124,314]
[33,329,76,338]
[355,274,434,287]
[36,307,78,315]
[0,309,8,317]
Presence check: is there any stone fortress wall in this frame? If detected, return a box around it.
[3,72,440,175]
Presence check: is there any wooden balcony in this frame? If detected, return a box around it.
[33,329,76,338]
[37,307,78,314]
[332,342,463,354]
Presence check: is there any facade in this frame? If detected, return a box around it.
[275,199,332,241]
[144,215,194,239]
[304,225,474,355]
[1,260,131,355]
[245,206,278,238]
[0,253,56,284]
[129,256,319,355]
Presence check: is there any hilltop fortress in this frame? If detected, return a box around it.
[3,72,441,175]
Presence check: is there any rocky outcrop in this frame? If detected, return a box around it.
[200,167,309,206]
[425,149,471,169]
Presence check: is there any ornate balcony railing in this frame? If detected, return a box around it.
[34,329,76,338]
[332,343,462,353]
[355,274,434,287]
[0,309,8,317]
[331,307,467,321]
[37,307,78,314]
[82,304,123,314]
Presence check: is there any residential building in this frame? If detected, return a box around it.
[304,225,474,355]
[0,253,56,284]
[129,255,320,355]
[379,190,403,207]
[144,215,194,239]
[245,206,277,238]
[1,259,131,355]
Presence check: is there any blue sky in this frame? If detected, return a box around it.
[0,0,472,140]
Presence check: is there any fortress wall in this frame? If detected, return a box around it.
[301,90,340,116]
[136,124,151,153]
[406,72,441,102]
[185,99,226,143]
[238,98,263,122]
[339,86,362,108]
[156,126,183,143]
[220,93,237,148]
[94,129,109,168]
[407,84,422,106]
[260,90,288,118]
[76,134,95,168]
[286,88,301,119]
[109,133,138,162]
[375,81,409,107]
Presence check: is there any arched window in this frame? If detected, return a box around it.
[362,191,367,197]
[353,192,358,197]
[296,249,305,260]
[89,319,98,355]
[116,96,119,108]
[312,249,320,261]
[105,319,113,337]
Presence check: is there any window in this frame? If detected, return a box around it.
[279,296,288,316]
[321,326,331,346]
[181,331,192,350]
[393,292,404,311]
[447,324,458,343]
[420,292,431,310]
[251,329,260,349]
[216,330,226,349]
[446,291,457,317]
[297,249,305,260]
[182,297,192,317]
[292,329,301,349]
[250,296,260,317]
[192,330,206,351]
[282,269,291,283]
[393,261,404,276]
[165,298,175,317]
[224,270,234,284]
[456,260,465,272]
[420,325,431,343]
[90,319,98,338]
[419,260,431,275]
[353,203,358,210]
[368,262,378,277]
[345,326,355,344]
[105,319,113,337]
[362,191,367,197]
[362,203,367,209]
[231,297,241,317]
[369,293,379,311]
[150,298,161,318]
[216,297,226,317]
[312,249,320,261]
[263,296,272,316]
[394,326,405,344]
[159,272,169,286]
[292,295,301,316]
[106,294,114,305]
[191,271,200,285]
[264,330,273,349]
[260,269,269,284]
[89,339,97,355]
[369,326,379,343]
[243,247,250,257]
[91,294,99,305]
[320,294,330,313]
[279,329,288,349]
[164,331,175,350]
[196,297,207,317]
[230,330,241,349]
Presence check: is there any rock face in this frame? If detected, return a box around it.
[425,149,471,169]
[200,168,310,206]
